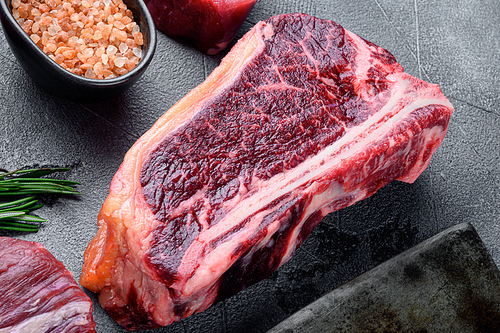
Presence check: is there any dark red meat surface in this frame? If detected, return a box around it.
[140,14,402,284]
[0,237,96,333]
[145,0,257,54]
[81,13,453,330]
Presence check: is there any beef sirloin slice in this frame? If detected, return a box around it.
[80,13,453,330]
[0,237,96,332]
[145,0,258,54]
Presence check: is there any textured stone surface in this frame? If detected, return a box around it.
[268,223,500,332]
[0,0,498,332]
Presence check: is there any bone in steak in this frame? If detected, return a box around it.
[144,0,257,54]
[0,237,96,332]
[80,13,453,330]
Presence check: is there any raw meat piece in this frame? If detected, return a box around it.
[144,0,257,54]
[0,237,96,333]
[80,13,453,330]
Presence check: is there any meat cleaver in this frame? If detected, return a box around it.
[268,222,500,332]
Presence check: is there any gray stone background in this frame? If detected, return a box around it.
[0,0,498,332]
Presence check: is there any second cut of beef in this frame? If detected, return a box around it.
[0,237,96,332]
[80,13,453,330]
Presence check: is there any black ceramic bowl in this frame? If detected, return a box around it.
[0,0,156,102]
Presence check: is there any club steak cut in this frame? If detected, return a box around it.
[80,13,453,330]
[0,237,96,332]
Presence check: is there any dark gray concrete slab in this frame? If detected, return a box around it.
[0,0,498,332]
[268,223,500,332]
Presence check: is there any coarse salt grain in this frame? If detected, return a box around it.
[113,20,125,30]
[132,46,141,58]
[47,24,60,35]
[38,16,51,26]
[32,21,39,32]
[85,67,95,78]
[132,24,139,35]
[94,61,103,74]
[106,44,117,55]
[118,42,127,53]
[30,34,40,43]
[114,56,127,68]
[12,0,144,79]
[95,46,105,57]
[111,27,127,42]
[93,30,103,40]
[125,21,135,31]
[47,43,57,52]
[63,49,76,59]
[82,47,94,58]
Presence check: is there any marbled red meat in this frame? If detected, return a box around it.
[80,13,453,330]
[0,237,96,332]
[145,0,257,54]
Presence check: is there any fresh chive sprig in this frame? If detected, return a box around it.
[0,167,80,232]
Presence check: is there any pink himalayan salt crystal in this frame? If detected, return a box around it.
[11,0,144,79]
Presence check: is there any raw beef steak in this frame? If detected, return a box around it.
[80,13,453,330]
[0,237,96,332]
[145,0,257,54]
